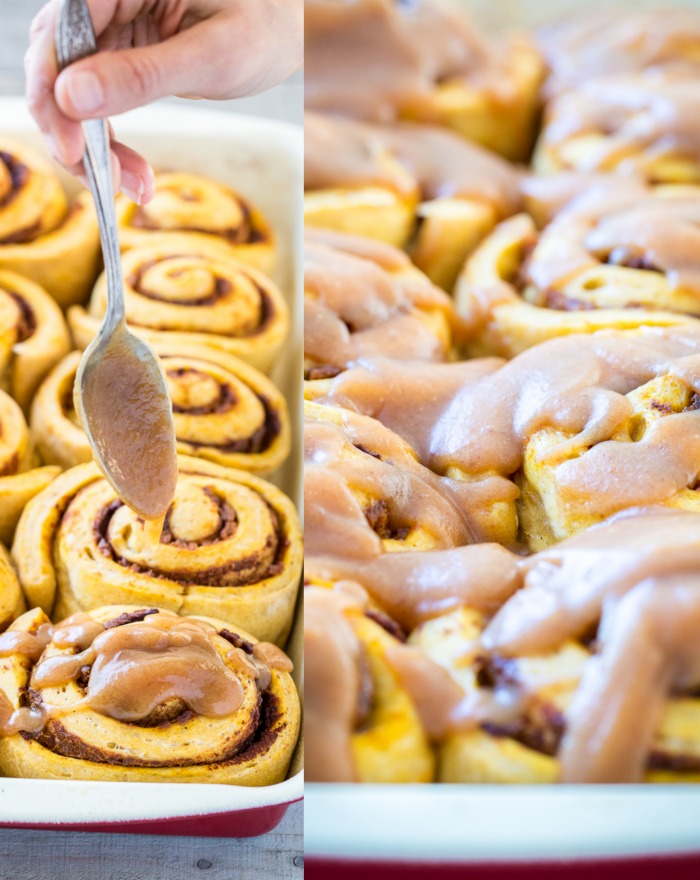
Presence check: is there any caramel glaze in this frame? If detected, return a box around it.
[541,67,700,173]
[304,231,458,372]
[538,8,700,98]
[522,180,700,305]
[0,609,292,738]
[305,0,514,123]
[306,507,700,782]
[305,112,522,212]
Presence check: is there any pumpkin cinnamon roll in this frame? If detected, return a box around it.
[0,139,100,308]
[304,400,500,558]
[305,113,522,291]
[68,243,289,373]
[427,328,700,552]
[115,171,275,274]
[537,8,700,100]
[306,582,438,783]
[534,68,700,183]
[12,456,302,646]
[305,0,543,161]
[0,544,24,633]
[304,230,456,381]
[0,270,71,411]
[0,605,300,784]
[31,344,290,475]
[456,180,700,358]
[0,388,59,547]
[413,509,700,783]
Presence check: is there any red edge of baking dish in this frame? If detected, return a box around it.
[306,852,700,880]
[0,797,302,838]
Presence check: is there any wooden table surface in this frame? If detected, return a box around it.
[0,1,303,876]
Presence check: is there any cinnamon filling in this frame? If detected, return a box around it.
[129,197,265,245]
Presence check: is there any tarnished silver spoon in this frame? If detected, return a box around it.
[56,0,177,521]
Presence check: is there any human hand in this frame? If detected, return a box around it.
[25,0,303,203]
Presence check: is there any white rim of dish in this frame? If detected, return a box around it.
[305,785,700,862]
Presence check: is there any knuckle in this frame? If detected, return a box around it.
[120,52,160,100]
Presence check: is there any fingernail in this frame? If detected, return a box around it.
[120,169,145,205]
[65,70,104,115]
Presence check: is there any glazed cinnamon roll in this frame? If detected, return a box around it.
[31,343,291,475]
[115,171,275,274]
[305,0,543,161]
[427,328,700,551]
[0,605,300,784]
[0,270,71,411]
[304,400,501,557]
[308,508,700,783]
[304,229,457,381]
[305,113,522,290]
[0,388,59,547]
[306,582,435,783]
[411,509,700,783]
[0,544,24,633]
[456,179,700,358]
[68,243,289,373]
[537,8,700,99]
[12,456,303,646]
[0,139,100,308]
[534,68,700,183]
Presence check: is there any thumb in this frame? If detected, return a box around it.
[54,41,190,119]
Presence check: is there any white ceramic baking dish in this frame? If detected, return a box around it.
[0,97,303,837]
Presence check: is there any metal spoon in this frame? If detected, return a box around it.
[56,0,178,520]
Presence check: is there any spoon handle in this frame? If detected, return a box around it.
[55,0,125,331]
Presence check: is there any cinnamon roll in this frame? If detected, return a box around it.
[456,179,700,358]
[0,388,59,547]
[534,68,700,184]
[115,171,275,274]
[0,270,71,411]
[305,113,522,290]
[0,544,24,633]
[537,8,700,99]
[303,400,505,557]
[305,0,543,161]
[12,456,303,646]
[0,139,100,308]
[0,605,300,784]
[31,343,291,475]
[304,229,456,382]
[68,243,289,373]
[427,328,700,551]
[305,582,435,783]
[308,508,700,782]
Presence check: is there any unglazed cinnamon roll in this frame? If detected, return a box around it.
[0,544,24,633]
[305,0,543,161]
[533,68,700,183]
[68,243,289,373]
[0,388,59,547]
[537,8,700,99]
[31,343,291,475]
[0,270,71,411]
[0,605,300,784]
[306,583,435,783]
[304,229,457,381]
[12,456,302,645]
[305,113,522,290]
[456,179,700,358]
[115,171,275,274]
[0,139,100,308]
